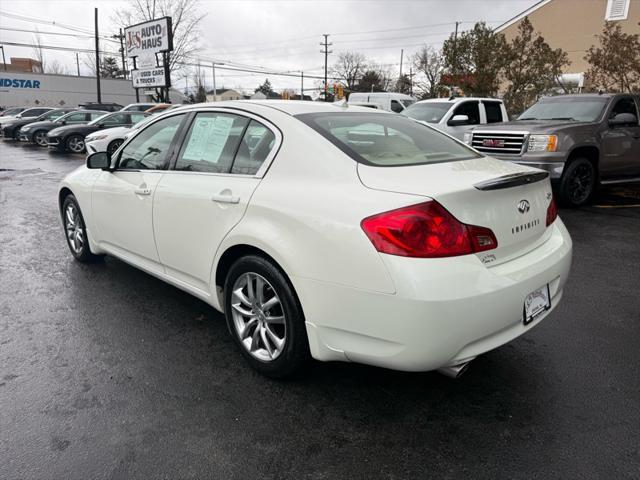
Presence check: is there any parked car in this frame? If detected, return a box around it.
[85,114,157,154]
[78,102,123,112]
[58,100,572,378]
[0,106,54,127]
[0,107,27,118]
[348,92,416,113]
[19,110,107,146]
[1,108,76,140]
[403,97,508,140]
[465,93,640,206]
[47,111,150,153]
[120,103,158,112]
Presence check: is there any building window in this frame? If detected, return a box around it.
[605,0,630,20]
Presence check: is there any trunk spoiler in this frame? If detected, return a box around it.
[473,171,549,191]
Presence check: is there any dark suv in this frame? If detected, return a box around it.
[467,93,640,206]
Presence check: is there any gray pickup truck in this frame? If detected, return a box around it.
[466,93,640,206]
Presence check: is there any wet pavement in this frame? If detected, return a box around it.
[1,139,639,479]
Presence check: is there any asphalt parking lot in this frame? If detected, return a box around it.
[1,140,639,480]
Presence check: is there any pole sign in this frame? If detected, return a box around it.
[131,67,167,88]
[124,16,173,66]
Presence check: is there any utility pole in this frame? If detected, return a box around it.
[399,49,404,78]
[320,34,332,102]
[211,62,224,101]
[452,21,460,93]
[300,71,304,100]
[75,52,80,76]
[0,46,6,71]
[409,67,414,96]
[94,7,101,103]
[112,29,127,79]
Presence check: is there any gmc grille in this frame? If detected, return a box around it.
[472,132,528,155]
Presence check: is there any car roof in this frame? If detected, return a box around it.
[177,100,393,116]
[415,97,502,104]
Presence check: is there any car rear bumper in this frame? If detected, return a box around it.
[294,219,572,372]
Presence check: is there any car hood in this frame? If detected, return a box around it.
[20,120,58,130]
[473,120,594,133]
[86,126,129,140]
[48,124,97,136]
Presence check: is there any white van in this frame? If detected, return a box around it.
[348,92,416,113]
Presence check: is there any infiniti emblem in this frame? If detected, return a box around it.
[517,199,530,214]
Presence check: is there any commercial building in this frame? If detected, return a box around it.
[0,71,185,108]
[206,88,243,102]
[495,0,639,88]
[1,57,44,73]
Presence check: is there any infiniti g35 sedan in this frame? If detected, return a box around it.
[58,101,572,378]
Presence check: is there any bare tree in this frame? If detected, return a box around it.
[47,59,68,75]
[113,0,206,73]
[190,63,207,102]
[332,51,368,91]
[32,33,46,72]
[413,45,444,98]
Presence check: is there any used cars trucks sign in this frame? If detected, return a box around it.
[125,16,173,66]
[131,67,166,88]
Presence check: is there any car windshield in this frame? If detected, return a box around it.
[401,102,451,123]
[297,112,480,167]
[55,111,80,123]
[518,97,608,122]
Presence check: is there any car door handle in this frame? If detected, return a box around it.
[211,191,240,204]
[134,187,152,196]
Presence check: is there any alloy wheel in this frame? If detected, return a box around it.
[230,272,286,362]
[34,131,47,147]
[568,162,593,204]
[65,203,84,254]
[67,136,85,153]
[107,140,123,155]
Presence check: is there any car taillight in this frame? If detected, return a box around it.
[546,196,558,226]
[361,201,498,258]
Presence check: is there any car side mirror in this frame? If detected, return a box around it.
[60,120,67,125]
[609,112,637,127]
[448,114,470,126]
[86,151,111,170]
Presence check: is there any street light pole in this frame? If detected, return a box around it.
[211,62,224,101]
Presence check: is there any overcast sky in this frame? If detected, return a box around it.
[0,0,539,94]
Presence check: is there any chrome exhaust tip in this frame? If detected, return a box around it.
[437,361,472,378]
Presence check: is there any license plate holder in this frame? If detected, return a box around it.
[523,284,551,325]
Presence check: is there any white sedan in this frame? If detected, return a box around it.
[58,101,572,378]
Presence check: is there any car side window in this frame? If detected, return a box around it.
[231,120,276,175]
[90,112,105,120]
[130,113,147,124]
[450,101,481,125]
[483,102,504,123]
[610,97,639,121]
[102,113,128,126]
[175,113,250,173]
[65,113,87,123]
[117,114,185,171]
[390,100,404,113]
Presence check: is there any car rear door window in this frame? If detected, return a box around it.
[483,102,504,123]
[117,114,185,170]
[450,101,480,125]
[231,120,276,175]
[175,112,250,173]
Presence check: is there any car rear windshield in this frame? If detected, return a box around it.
[517,97,608,122]
[401,102,451,123]
[297,112,480,167]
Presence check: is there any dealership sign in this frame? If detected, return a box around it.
[0,78,41,89]
[125,16,173,63]
[131,67,166,88]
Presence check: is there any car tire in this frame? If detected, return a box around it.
[33,130,48,147]
[61,194,101,263]
[107,139,123,156]
[558,157,596,207]
[13,130,21,140]
[224,255,310,378]
[66,134,85,154]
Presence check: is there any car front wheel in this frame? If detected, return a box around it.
[33,130,48,147]
[61,194,101,262]
[107,139,123,155]
[66,134,85,154]
[558,158,596,207]
[224,255,310,378]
